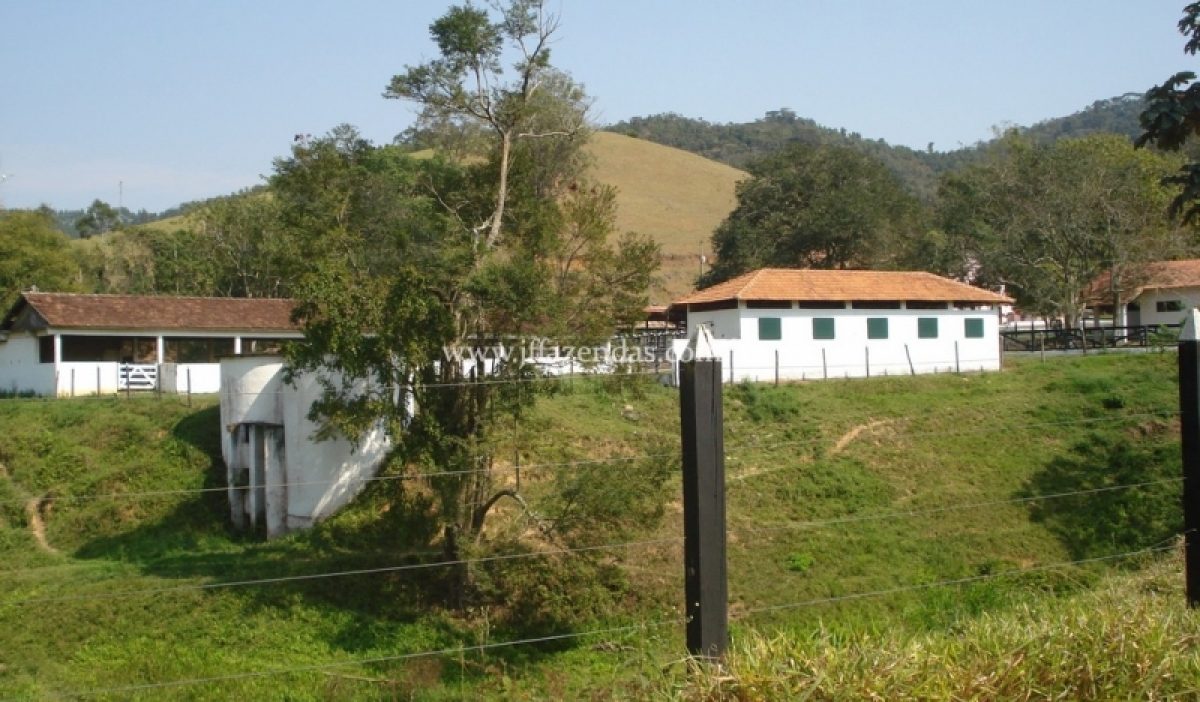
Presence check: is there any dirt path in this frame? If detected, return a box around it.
[832,419,894,455]
[24,497,57,554]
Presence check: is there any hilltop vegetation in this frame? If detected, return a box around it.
[605,94,1151,201]
[0,353,1191,697]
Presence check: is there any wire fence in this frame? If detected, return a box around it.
[0,358,1189,698]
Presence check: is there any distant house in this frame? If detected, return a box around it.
[668,268,1012,382]
[0,292,303,396]
[1089,260,1200,328]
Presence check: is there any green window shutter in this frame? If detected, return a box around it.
[758,317,782,341]
[965,318,984,339]
[918,318,938,339]
[813,317,835,340]
[867,318,888,339]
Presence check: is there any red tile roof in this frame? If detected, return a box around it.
[1089,260,1200,302]
[2,293,300,333]
[673,269,1012,305]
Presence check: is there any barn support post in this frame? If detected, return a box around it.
[679,326,728,660]
[774,349,779,386]
[1178,309,1200,607]
[955,341,961,374]
[865,347,870,378]
[822,349,828,380]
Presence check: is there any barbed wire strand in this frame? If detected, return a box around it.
[727,409,1179,460]
[0,409,1176,508]
[2,536,684,607]
[4,476,1177,579]
[734,477,1186,536]
[0,453,677,508]
[11,617,686,701]
[741,543,1178,616]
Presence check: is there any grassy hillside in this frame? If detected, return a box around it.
[586,131,745,304]
[0,353,1190,698]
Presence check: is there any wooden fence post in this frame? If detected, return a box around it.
[955,341,960,374]
[679,327,728,659]
[1179,309,1200,607]
[904,344,915,376]
[865,347,870,378]
[774,349,779,386]
[822,348,827,380]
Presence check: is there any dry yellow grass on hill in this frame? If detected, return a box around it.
[585,131,746,302]
[137,133,744,302]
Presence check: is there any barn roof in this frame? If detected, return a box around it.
[1089,260,1200,302]
[1,293,300,333]
[672,269,1012,306]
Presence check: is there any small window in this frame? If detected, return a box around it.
[965,318,985,338]
[1157,300,1185,313]
[917,318,938,339]
[813,318,835,340]
[758,317,782,341]
[39,336,54,364]
[867,318,889,339]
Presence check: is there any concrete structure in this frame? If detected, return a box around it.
[668,268,1012,382]
[219,356,391,538]
[1090,260,1200,327]
[0,292,303,396]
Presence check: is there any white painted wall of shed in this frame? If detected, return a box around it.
[685,308,743,339]
[673,307,1001,383]
[55,362,122,396]
[159,363,222,394]
[0,335,53,394]
[1131,287,1200,327]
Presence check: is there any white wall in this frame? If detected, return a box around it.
[1132,288,1200,327]
[674,307,1001,383]
[55,362,123,396]
[0,335,55,395]
[219,356,390,537]
[685,308,743,340]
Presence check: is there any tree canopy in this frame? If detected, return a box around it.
[701,142,924,286]
[1138,2,1200,222]
[0,208,80,308]
[936,133,1187,326]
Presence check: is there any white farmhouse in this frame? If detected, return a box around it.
[0,292,303,396]
[669,268,1012,382]
[1090,260,1200,328]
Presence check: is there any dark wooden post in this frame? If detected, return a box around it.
[679,327,728,659]
[1179,310,1200,607]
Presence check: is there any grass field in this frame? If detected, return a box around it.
[0,352,1189,699]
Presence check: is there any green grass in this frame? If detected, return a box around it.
[0,353,1191,699]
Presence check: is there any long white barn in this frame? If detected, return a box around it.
[669,268,1013,382]
[0,292,303,396]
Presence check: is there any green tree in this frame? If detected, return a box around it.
[276,118,662,599]
[701,142,924,286]
[384,0,588,249]
[938,133,1186,326]
[0,209,80,308]
[74,199,120,238]
[1138,3,1200,221]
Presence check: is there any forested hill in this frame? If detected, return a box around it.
[605,94,1147,200]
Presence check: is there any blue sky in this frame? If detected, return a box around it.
[0,1,1191,212]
